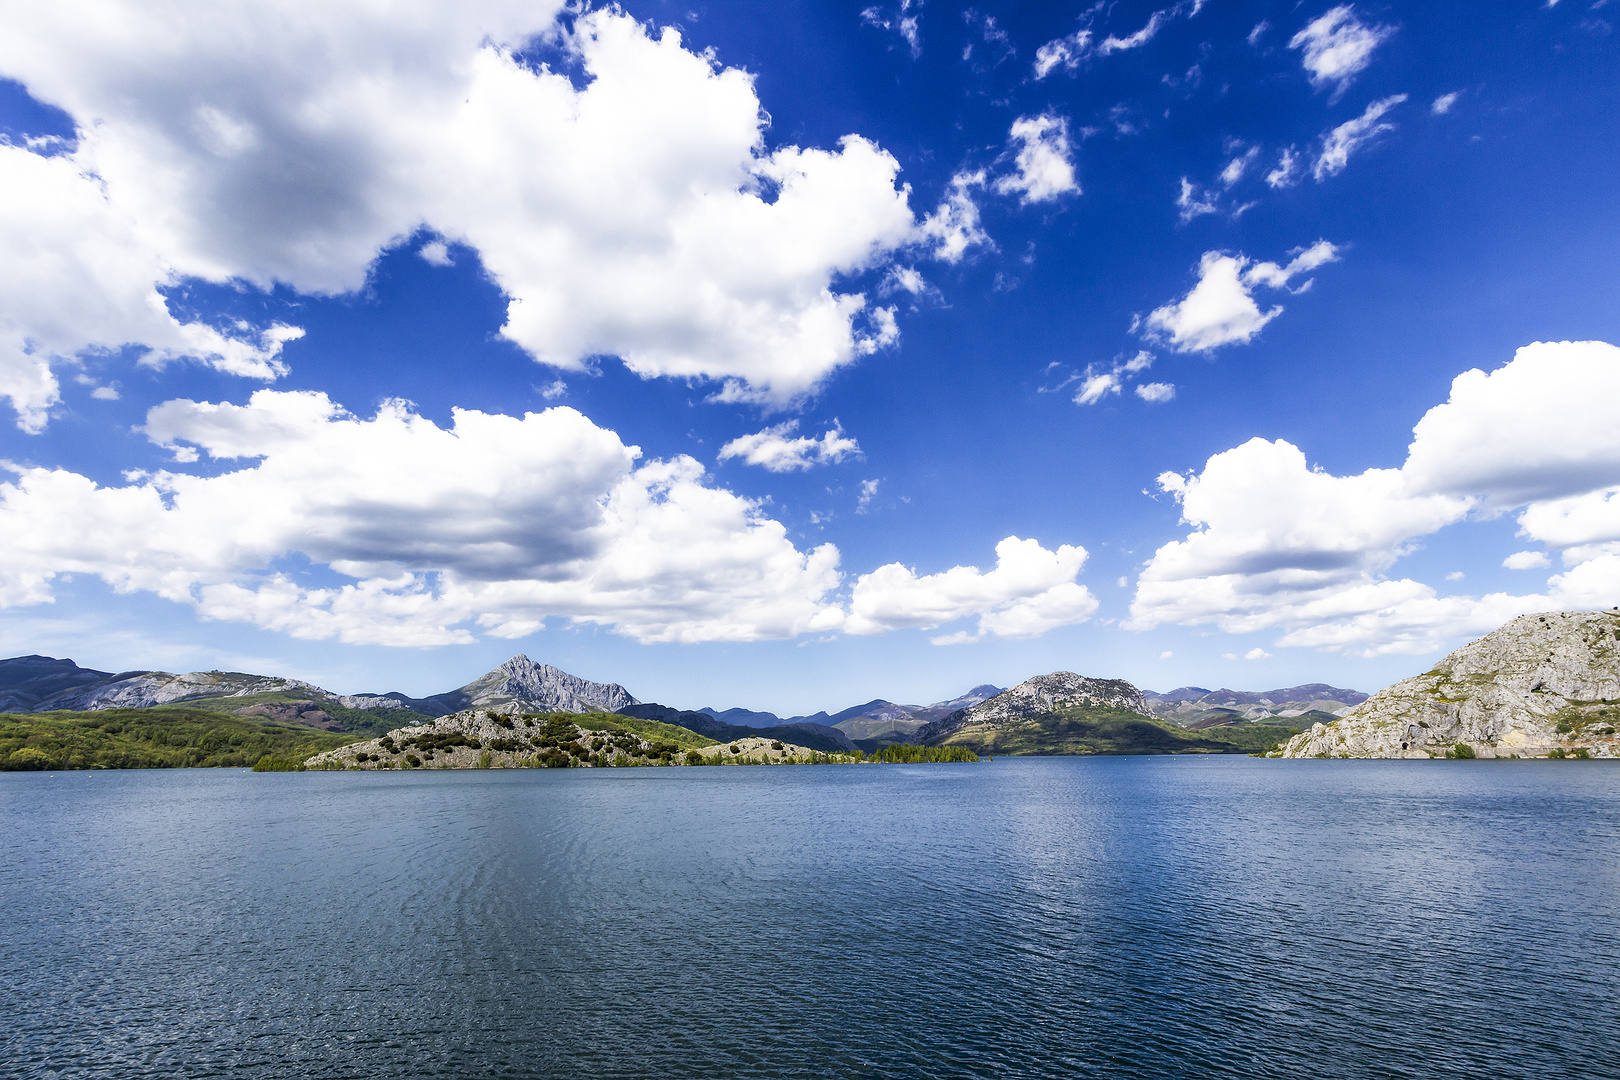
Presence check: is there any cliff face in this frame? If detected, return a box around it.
[33,669,326,711]
[1278,609,1620,759]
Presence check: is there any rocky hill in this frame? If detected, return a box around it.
[1277,609,1620,759]
[921,672,1151,738]
[303,709,830,770]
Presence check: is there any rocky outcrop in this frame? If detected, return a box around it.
[1277,609,1620,759]
[918,672,1151,744]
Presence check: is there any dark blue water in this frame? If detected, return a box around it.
[4,757,1618,1079]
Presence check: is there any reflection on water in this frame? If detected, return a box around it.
[4,757,1618,1078]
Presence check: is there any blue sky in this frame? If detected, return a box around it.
[1,1,1617,713]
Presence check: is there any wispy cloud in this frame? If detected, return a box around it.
[1314,95,1407,180]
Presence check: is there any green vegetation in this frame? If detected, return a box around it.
[867,744,979,763]
[0,708,359,770]
[1448,742,1477,759]
[250,755,304,772]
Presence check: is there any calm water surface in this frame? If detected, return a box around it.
[3,757,1618,1079]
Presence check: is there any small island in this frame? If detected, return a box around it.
[293,709,980,770]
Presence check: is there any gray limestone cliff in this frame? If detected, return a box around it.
[1277,609,1620,759]
[32,669,326,711]
[426,655,639,716]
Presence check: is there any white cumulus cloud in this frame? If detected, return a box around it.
[1289,5,1396,99]
[0,4,934,423]
[1132,340,1620,657]
[0,390,848,645]
[1142,241,1339,351]
[995,114,1079,203]
[0,145,302,431]
[847,536,1098,642]
[718,420,861,472]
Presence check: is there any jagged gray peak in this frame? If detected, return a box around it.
[918,671,1149,742]
[444,655,639,715]
[1278,609,1620,759]
[35,669,326,712]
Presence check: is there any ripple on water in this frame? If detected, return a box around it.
[3,758,1619,1078]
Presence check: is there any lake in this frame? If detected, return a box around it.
[3,756,1618,1078]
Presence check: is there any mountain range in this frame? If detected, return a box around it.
[916,672,1300,757]
[1142,684,1367,729]
[697,684,1005,746]
[1,651,1353,760]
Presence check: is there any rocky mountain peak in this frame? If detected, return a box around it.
[450,655,639,715]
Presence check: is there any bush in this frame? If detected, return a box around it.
[771,741,783,750]
[1548,748,1569,759]
[1450,742,1476,759]
[405,753,422,767]
[492,715,515,729]
[730,744,742,755]
[685,750,704,765]
[251,755,303,772]
[6,746,52,770]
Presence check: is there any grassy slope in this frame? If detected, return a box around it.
[931,705,1303,756]
[0,708,361,770]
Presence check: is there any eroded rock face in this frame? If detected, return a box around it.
[1278,609,1620,759]
[918,671,1150,743]
[435,655,639,715]
[37,670,325,711]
